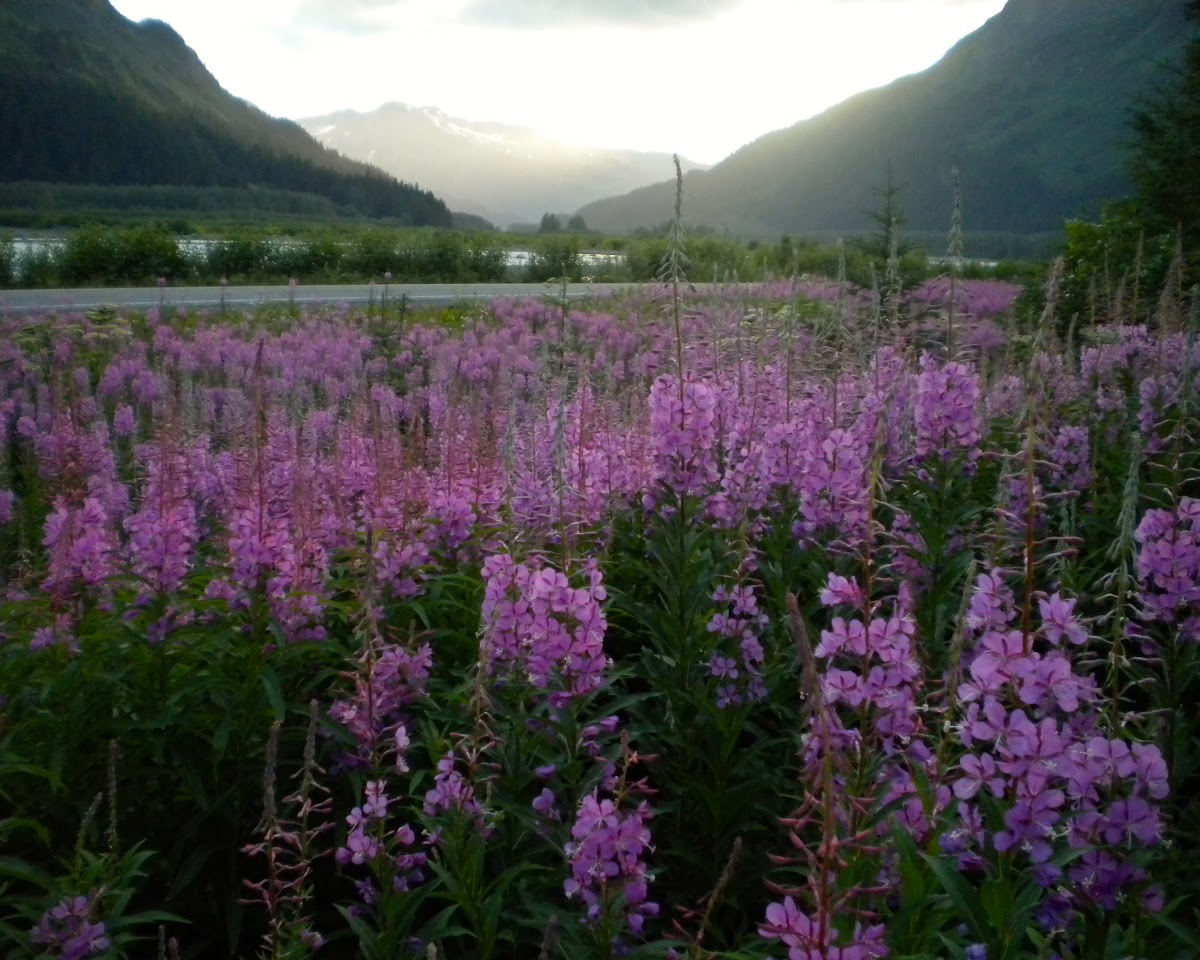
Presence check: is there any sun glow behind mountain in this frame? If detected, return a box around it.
[109,0,1006,165]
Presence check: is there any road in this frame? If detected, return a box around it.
[0,282,650,315]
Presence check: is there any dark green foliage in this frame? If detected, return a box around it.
[451,212,496,232]
[1129,21,1200,255]
[0,0,453,226]
[525,235,582,282]
[60,223,189,286]
[0,587,345,957]
[604,496,803,947]
[2,225,512,287]
[0,235,12,287]
[851,161,912,273]
[0,182,349,223]
[1060,203,1180,327]
[205,234,274,281]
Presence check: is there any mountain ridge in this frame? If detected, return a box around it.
[578,0,1191,238]
[0,0,453,225]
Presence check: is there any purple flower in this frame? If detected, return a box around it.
[564,790,657,937]
[1135,497,1200,642]
[716,684,743,709]
[1101,796,1160,845]
[480,554,609,707]
[953,754,1004,800]
[648,373,720,499]
[820,574,863,608]
[32,893,110,960]
[0,489,15,525]
[532,788,560,821]
[43,496,118,597]
[708,654,739,680]
[994,787,1064,862]
[423,753,488,833]
[914,352,982,466]
[330,640,432,768]
[1038,594,1088,646]
[759,896,832,956]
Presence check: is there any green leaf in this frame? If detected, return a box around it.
[891,827,929,907]
[0,817,50,846]
[921,852,988,938]
[107,908,187,931]
[0,856,56,891]
[260,667,286,723]
[335,904,385,960]
[211,720,233,763]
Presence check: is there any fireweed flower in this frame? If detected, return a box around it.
[480,553,609,708]
[112,404,137,438]
[705,579,769,707]
[646,373,720,503]
[29,614,78,654]
[812,572,921,755]
[31,893,110,960]
[1037,594,1089,646]
[1135,497,1200,642]
[124,444,198,597]
[0,489,15,525]
[966,568,1017,636]
[335,780,428,895]
[423,752,490,836]
[759,895,888,960]
[532,787,560,822]
[888,508,931,592]
[42,496,118,599]
[1045,424,1092,493]
[329,639,432,770]
[947,568,1167,916]
[563,790,658,937]
[792,427,869,543]
[914,352,982,467]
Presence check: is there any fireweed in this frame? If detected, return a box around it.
[705,567,769,710]
[944,568,1168,946]
[759,592,897,960]
[0,279,1195,959]
[325,598,438,955]
[241,708,333,958]
[479,552,609,709]
[563,735,659,956]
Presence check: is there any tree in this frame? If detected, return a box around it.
[566,214,588,233]
[851,161,910,276]
[1128,6,1200,252]
[538,212,562,234]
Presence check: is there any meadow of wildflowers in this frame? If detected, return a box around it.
[0,266,1197,960]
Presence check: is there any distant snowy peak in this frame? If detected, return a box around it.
[420,107,512,148]
[298,100,707,228]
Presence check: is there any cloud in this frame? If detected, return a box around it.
[294,0,416,34]
[460,0,741,28]
[829,0,993,4]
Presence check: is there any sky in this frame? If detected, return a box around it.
[109,0,1008,165]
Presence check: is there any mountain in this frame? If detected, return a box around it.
[578,0,1192,239]
[0,0,452,225]
[299,103,707,229]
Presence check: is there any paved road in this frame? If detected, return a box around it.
[0,282,649,315]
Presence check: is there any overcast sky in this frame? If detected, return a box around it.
[109,0,1008,164]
